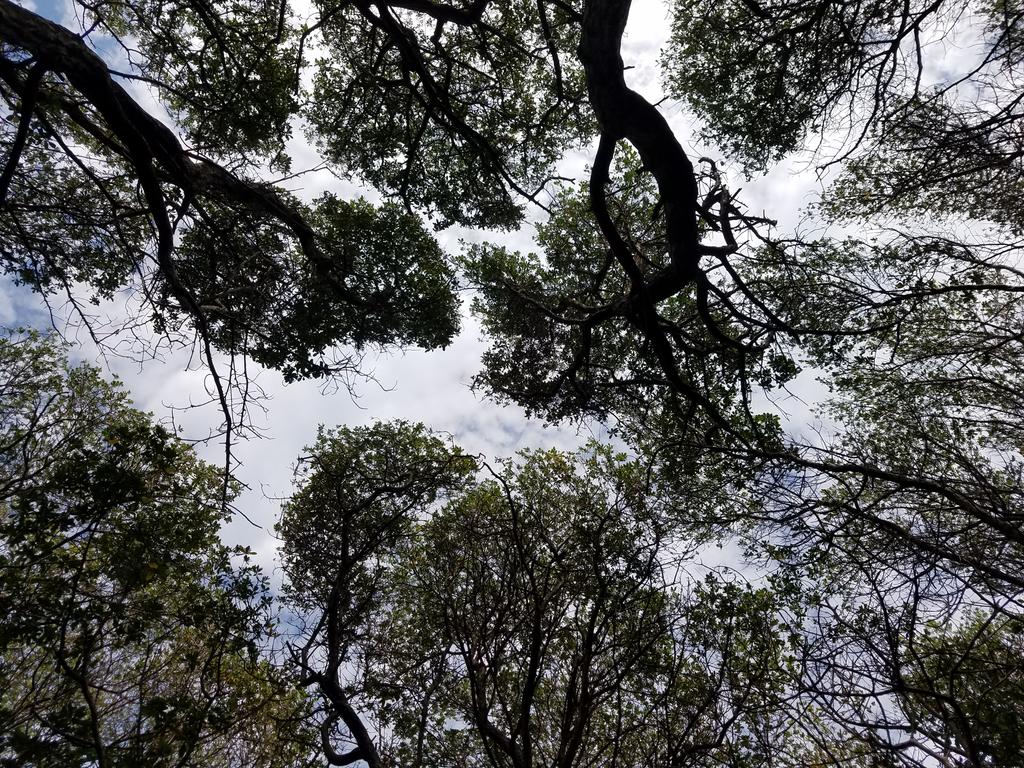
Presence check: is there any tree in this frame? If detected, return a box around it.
[0,0,461,442]
[280,422,807,767]
[663,0,1024,231]
[277,421,477,767]
[797,603,1024,767]
[897,614,1024,766]
[0,331,315,766]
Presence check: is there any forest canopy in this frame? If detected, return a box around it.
[2,0,1024,765]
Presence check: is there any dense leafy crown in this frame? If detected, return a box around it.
[0,332,315,766]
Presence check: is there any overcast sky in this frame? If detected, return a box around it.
[1,0,833,581]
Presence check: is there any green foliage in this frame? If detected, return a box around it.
[900,615,1024,766]
[0,0,471,389]
[464,152,796,430]
[173,195,460,381]
[662,0,894,169]
[281,427,806,766]
[6,0,1024,765]
[101,0,299,162]
[821,94,1024,233]
[0,140,148,301]
[278,420,475,611]
[305,0,590,229]
[662,0,1024,226]
[0,332,315,766]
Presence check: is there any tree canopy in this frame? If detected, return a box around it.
[280,425,805,767]
[0,332,316,766]
[2,0,1024,765]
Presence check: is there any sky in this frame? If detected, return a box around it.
[0,0,834,582]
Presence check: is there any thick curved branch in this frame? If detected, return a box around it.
[590,133,646,289]
[0,61,44,207]
[578,0,700,293]
[387,0,491,24]
[320,711,376,767]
